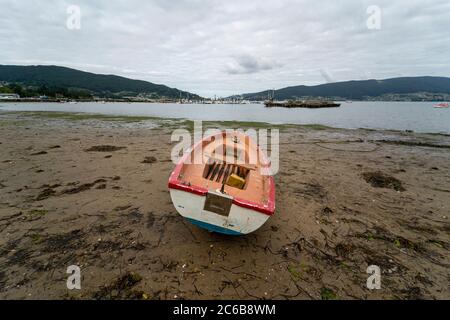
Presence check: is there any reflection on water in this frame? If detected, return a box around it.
[1,101,449,134]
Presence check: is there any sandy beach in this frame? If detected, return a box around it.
[0,111,449,300]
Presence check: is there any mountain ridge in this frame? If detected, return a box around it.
[235,76,450,101]
[0,65,201,99]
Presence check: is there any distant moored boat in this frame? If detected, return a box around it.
[434,102,449,108]
[264,100,341,108]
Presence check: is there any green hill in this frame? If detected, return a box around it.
[239,77,450,101]
[0,65,200,99]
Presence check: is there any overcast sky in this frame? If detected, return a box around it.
[1,0,449,97]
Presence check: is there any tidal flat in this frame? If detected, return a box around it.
[0,111,449,299]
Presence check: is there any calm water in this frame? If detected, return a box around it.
[1,101,449,134]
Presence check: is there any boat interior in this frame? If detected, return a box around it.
[177,132,270,204]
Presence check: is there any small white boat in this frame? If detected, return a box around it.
[168,131,275,235]
[434,102,449,108]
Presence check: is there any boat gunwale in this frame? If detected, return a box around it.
[168,131,275,216]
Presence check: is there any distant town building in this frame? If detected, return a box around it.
[0,93,20,100]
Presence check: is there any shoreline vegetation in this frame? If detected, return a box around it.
[0,111,449,299]
[1,66,450,103]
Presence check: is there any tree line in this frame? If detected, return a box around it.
[0,83,93,99]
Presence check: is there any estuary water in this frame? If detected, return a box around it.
[1,101,449,134]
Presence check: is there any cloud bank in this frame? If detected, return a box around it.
[0,0,449,97]
[226,55,282,75]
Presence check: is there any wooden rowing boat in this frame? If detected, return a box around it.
[168,131,275,235]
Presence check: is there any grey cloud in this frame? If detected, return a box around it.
[0,0,449,97]
[226,55,282,75]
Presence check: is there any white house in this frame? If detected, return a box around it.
[0,93,20,100]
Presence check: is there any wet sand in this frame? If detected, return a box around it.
[0,111,449,300]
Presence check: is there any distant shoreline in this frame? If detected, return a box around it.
[0,99,196,103]
[0,99,448,104]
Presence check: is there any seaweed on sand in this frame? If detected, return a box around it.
[42,229,86,252]
[361,171,405,192]
[36,187,56,201]
[293,182,327,199]
[142,156,157,164]
[320,287,338,300]
[61,179,107,194]
[30,151,48,156]
[93,272,145,300]
[85,145,126,152]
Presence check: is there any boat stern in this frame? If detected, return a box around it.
[169,188,271,235]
